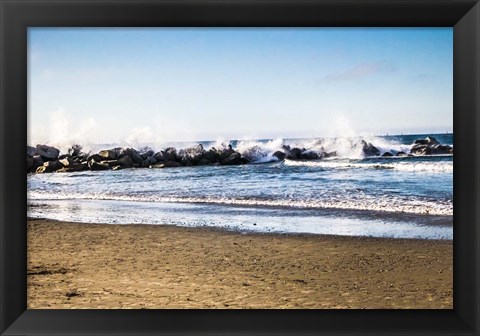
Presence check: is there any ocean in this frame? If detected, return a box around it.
[27,133,453,240]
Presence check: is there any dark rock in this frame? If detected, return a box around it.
[98,150,116,160]
[66,163,87,172]
[36,145,60,161]
[87,154,105,162]
[142,158,155,167]
[414,136,439,146]
[31,156,44,170]
[161,147,178,162]
[219,148,235,161]
[88,160,110,171]
[410,139,452,155]
[272,151,286,161]
[118,155,133,167]
[382,152,393,157]
[221,152,243,165]
[99,160,120,168]
[204,148,220,163]
[300,150,320,160]
[410,144,432,155]
[431,144,453,155]
[240,146,265,163]
[75,151,89,161]
[396,151,407,156]
[164,160,182,168]
[114,147,126,158]
[58,154,70,160]
[324,151,337,158]
[59,157,73,167]
[98,147,126,160]
[178,144,205,163]
[45,160,64,171]
[139,149,154,160]
[138,146,153,152]
[55,163,87,173]
[68,145,83,157]
[360,140,380,156]
[197,158,213,166]
[181,158,194,166]
[125,148,143,164]
[153,152,165,162]
[37,160,64,173]
[27,146,38,157]
[286,147,302,160]
[112,165,123,171]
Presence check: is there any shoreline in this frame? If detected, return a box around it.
[28,218,453,309]
[27,216,451,241]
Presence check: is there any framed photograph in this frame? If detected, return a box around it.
[1,0,479,335]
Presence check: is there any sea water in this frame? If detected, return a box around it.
[27,133,453,240]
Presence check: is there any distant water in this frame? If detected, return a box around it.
[27,133,453,240]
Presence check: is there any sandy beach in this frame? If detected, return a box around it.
[27,218,453,309]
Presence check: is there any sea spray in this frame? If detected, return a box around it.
[29,108,98,154]
[236,138,284,163]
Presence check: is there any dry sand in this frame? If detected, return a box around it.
[27,218,453,309]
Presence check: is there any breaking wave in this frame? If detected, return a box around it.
[284,159,453,173]
[27,190,453,216]
[196,134,452,163]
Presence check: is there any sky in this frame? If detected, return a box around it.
[28,28,453,147]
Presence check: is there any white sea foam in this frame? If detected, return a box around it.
[228,135,432,162]
[27,198,453,239]
[284,159,453,173]
[27,190,453,216]
[236,138,284,163]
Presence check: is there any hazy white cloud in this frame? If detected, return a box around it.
[324,61,396,81]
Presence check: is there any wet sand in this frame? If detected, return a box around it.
[27,218,453,309]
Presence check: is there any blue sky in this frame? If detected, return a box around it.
[28,28,452,146]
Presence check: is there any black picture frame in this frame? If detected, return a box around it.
[1,0,479,335]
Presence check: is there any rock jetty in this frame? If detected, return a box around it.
[26,136,453,174]
[410,136,454,155]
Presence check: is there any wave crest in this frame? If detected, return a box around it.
[27,190,453,216]
[284,159,453,173]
